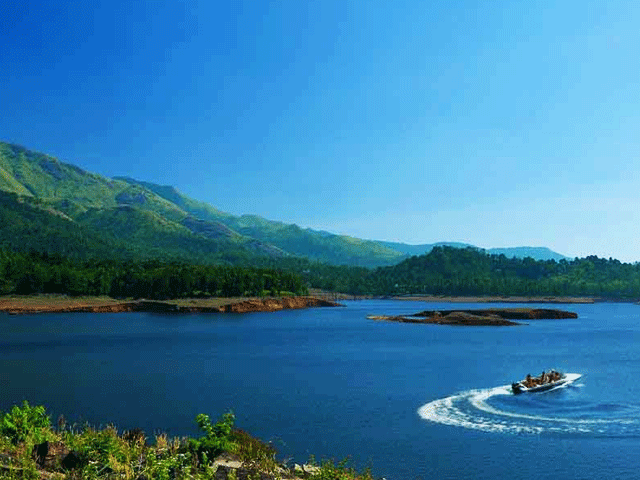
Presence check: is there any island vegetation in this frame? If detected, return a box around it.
[0,401,373,479]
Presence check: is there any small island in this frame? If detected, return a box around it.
[368,308,578,326]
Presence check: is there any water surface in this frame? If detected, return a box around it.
[2,300,640,479]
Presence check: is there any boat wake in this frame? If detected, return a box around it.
[418,374,640,436]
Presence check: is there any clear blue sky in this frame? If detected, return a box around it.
[2,1,640,261]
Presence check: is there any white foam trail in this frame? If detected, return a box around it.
[470,375,593,423]
[417,373,618,434]
[418,388,543,434]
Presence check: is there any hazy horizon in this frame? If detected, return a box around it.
[2,1,639,261]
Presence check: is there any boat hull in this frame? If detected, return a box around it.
[512,377,568,395]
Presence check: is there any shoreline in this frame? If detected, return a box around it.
[392,295,597,304]
[0,295,341,315]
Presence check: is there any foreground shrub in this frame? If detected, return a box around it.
[0,403,376,480]
[232,428,279,475]
[0,401,51,444]
[308,457,375,480]
[188,412,236,465]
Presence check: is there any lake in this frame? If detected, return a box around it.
[2,300,640,479]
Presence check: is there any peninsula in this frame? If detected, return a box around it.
[0,295,341,315]
[368,307,578,326]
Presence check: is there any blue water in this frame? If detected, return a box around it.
[2,300,640,479]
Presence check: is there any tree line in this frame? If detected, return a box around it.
[0,249,307,298]
[333,246,640,298]
[4,244,640,300]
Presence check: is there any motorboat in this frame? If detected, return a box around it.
[511,370,568,394]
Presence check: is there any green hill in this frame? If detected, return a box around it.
[0,141,569,268]
[75,206,257,263]
[117,176,406,267]
[0,142,186,219]
[0,190,131,259]
[365,246,637,298]
[0,142,403,266]
[0,143,266,263]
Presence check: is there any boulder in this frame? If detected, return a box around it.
[61,450,82,470]
[31,441,48,467]
[31,440,70,470]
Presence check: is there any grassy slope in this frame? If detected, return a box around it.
[0,141,569,267]
[0,142,270,263]
[0,142,186,220]
[1,142,406,266]
[0,190,134,259]
[115,176,235,222]
[75,206,255,263]
[119,177,406,267]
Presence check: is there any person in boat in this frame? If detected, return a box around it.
[525,374,532,387]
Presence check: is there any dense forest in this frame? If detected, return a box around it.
[0,249,307,299]
[336,246,640,299]
[4,240,640,300]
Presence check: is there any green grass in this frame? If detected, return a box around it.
[0,142,186,221]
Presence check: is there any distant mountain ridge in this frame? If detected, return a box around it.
[485,246,567,261]
[0,141,569,265]
[378,241,568,261]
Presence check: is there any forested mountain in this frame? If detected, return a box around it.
[0,141,568,268]
[2,140,639,300]
[0,142,407,266]
[0,190,130,260]
[117,176,406,266]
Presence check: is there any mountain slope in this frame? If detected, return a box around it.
[0,141,569,267]
[0,142,186,220]
[114,176,235,223]
[118,177,407,266]
[75,206,256,263]
[0,190,132,259]
[1,142,400,266]
[0,143,270,263]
